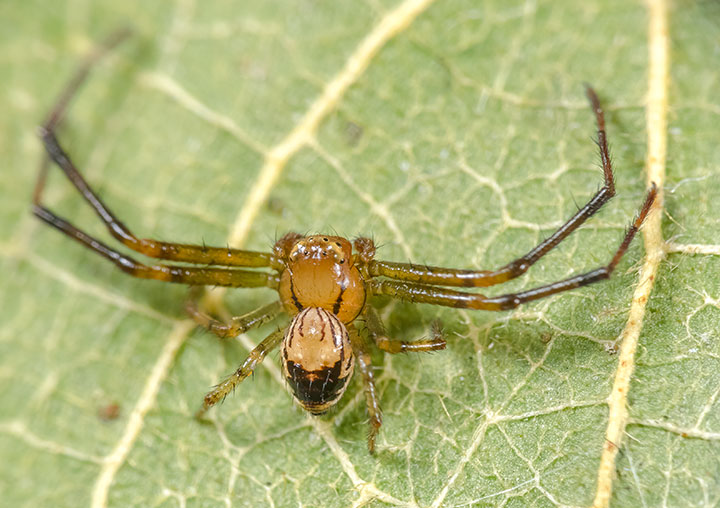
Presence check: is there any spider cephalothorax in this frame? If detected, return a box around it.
[277,234,367,323]
[32,30,657,453]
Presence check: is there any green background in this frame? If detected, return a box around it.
[1,1,719,506]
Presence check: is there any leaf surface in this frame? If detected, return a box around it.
[1,1,719,507]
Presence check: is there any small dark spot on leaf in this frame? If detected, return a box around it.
[98,403,120,421]
[344,121,363,146]
[267,196,286,216]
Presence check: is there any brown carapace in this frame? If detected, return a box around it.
[32,31,658,453]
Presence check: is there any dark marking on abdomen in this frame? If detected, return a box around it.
[285,359,349,414]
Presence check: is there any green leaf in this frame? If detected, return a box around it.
[2,1,719,507]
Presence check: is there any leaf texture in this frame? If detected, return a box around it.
[1,1,719,507]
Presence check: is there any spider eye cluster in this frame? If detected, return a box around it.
[278,234,367,322]
[289,235,347,264]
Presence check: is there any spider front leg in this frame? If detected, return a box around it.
[33,205,280,287]
[196,328,285,418]
[367,86,618,288]
[363,305,446,353]
[185,287,283,338]
[33,28,280,270]
[348,328,382,453]
[369,184,657,311]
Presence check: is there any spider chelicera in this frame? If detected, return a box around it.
[32,31,657,453]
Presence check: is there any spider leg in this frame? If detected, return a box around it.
[33,205,279,288]
[348,327,382,453]
[43,28,133,132]
[363,306,446,353]
[368,86,619,288]
[369,185,657,311]
[34,29,279,269]
[195,328,285,418]
[186,287,283,338]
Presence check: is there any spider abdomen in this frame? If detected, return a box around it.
[281,307,355,414]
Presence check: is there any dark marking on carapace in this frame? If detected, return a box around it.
[332,283,347,316]
[289,275,303,313]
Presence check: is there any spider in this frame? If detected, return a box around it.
[32,31,657,453]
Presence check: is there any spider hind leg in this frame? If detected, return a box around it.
[185,287,283,338]
[195,328,285,419]
[363,306,446,353]
[348,328,382,453]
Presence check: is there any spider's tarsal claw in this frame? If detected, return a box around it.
[194,407,209,421]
